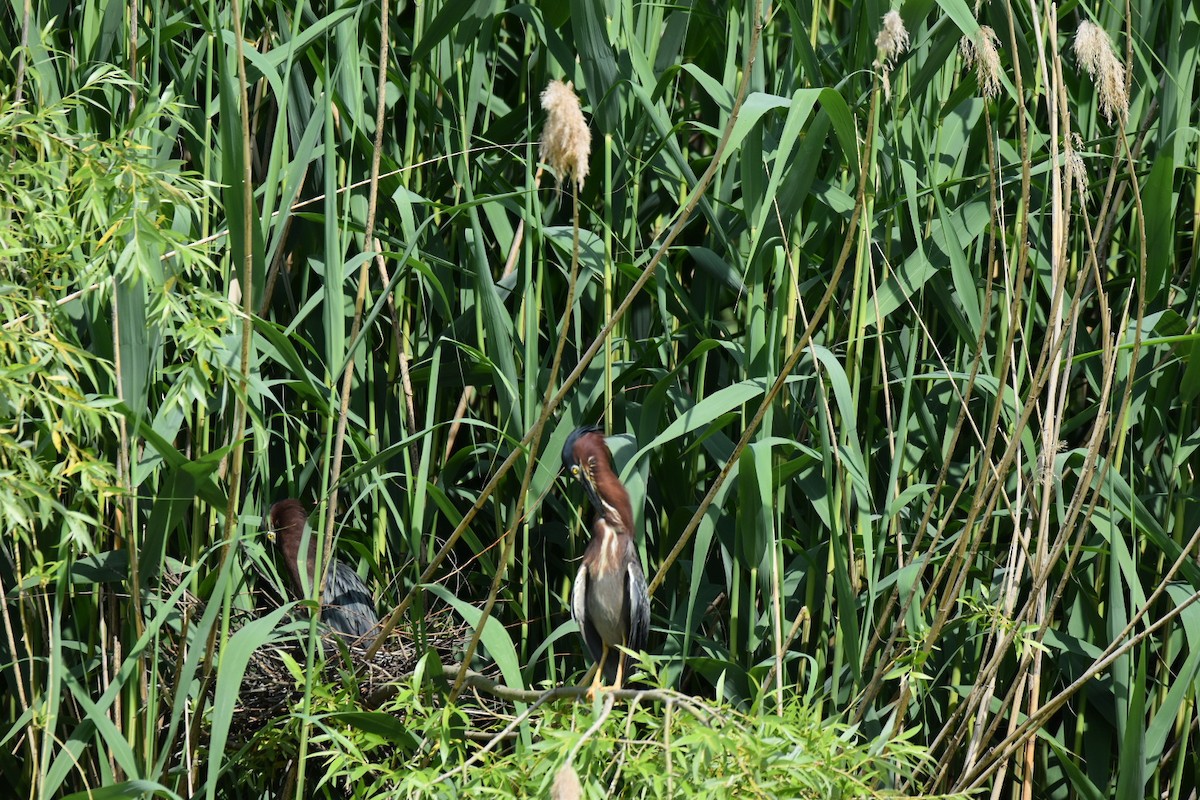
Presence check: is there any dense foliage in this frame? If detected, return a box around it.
[1,0,1197,797]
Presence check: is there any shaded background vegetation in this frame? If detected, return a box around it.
[1,0,1198,796]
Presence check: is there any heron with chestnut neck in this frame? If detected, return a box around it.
[267,499,380,646]
[561,426,650,697]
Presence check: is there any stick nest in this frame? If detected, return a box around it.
[165,603,504,746]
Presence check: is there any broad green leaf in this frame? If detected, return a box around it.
[205,605,293,799]
[322,712,420,749]
[422,583,525,694]
[629,375,806,470]
[1142,153,1176,304]
[62,780,183,800]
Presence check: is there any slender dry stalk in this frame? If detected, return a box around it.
[323,0,392,577]
[300,2,391,794]
[856,6,1030,695]
[367,0,770,658]
[648,45,878,599]
[449,75,596,700]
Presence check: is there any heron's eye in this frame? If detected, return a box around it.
[570,465,581,477]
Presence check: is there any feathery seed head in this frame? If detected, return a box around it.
[1065,133,1088,198]
[960,26,1002,99]
[1074,21,1128,126]
[551,764,582,800]
[875,11,910,100]
[876,11,910,66]
[540,80,592,191]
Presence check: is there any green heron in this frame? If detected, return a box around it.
[268,499,380,645]
[561,426,650,697]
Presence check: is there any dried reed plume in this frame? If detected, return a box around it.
[960,26,1002,99]
[1065,133,1088,199]
[550,764,582,800]
[1074,21,1128,126]
[874,11,910,100]
[540,80,591,191]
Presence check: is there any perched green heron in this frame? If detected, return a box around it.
[561,426,650,697]
[268,499,380,645]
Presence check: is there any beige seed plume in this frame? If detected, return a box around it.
[875,11,910,100]
[1065,132,1088,198]
[1074,21,1128,126]
[540,80,592,191]
[550,763,582,800]
[876,11,910,66]
[960,26,1002,99]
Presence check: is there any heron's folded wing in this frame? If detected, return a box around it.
[625,556,650,652]
[323,560,380,641]
[572,563,605,666]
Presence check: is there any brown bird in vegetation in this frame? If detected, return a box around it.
[267,499,380,645]
[561,426,650,697]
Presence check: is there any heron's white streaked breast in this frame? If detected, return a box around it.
[591,520,623,571]
[586,560,630,645]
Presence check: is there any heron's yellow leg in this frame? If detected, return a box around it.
[587,644,609,700]
[613,648,626,691]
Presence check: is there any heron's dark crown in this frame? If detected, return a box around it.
[268,498,318,592]
[268,499,379,641]
[269,499,309,546]
[561,426,636,536]
[562,424,604,469]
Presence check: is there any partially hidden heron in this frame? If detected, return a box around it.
[268,499,380,646]
[561,426,650,698]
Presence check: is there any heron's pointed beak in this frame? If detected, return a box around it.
[577,467,604,511]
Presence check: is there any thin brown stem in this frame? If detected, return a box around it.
[648,52,877,599]
[366,0,768,660]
